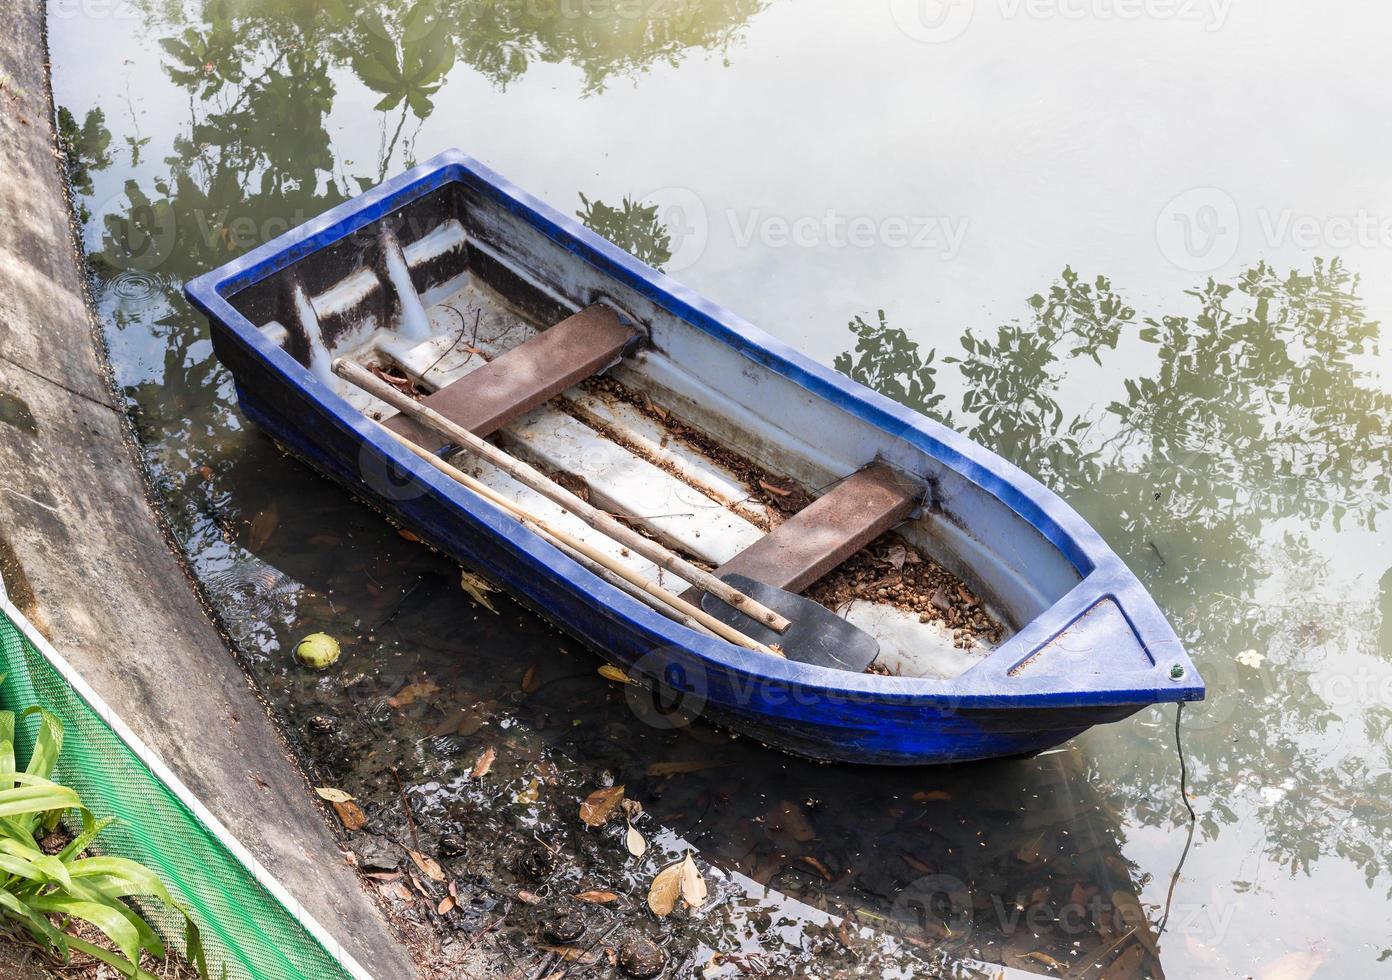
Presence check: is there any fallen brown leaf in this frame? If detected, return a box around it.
[575,890,618,904]
[521,664,540,694]
[388,679,440,708]
[471,745,496,778]
[460,571,498,613]
[436,895,455,915]
[625,821,647,858]
[315,787,353,803]
[679,852,707,909]
[647,858,684,916]
[579,785,626,827]
[332,800,366,831]
[800,855,834,881]
[409,850,445,882]
[912,790,952,802]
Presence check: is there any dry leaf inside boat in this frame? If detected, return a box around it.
[579,785,625,827]
[471,745,496,777]
[459,570,498,613]
[315,787,354,803]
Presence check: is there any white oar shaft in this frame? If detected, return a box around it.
[335,358,791,633]
[376,421,784,658]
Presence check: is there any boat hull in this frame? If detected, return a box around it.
[188,149,1203,766]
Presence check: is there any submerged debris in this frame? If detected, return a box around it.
[617,935,666,978]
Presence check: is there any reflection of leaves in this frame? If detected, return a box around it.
[157,1,245,98]
[577,193,673,271]
[832,310,945,417]
[350,4,456,117]
[836,259,1392,895]
[56,106,111,204]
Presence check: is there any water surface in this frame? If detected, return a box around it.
[49,0,1392,976]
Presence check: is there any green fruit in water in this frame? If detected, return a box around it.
[295,633,340,669]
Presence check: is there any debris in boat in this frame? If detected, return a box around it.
[315,786,354,803]
[459,570,498,613]
[807,533,1004,650]
[580,784,626,827]
[575,889,619,904]
[579,376,816,524]
[617,935,667,977]
[1236,648,1265,668]
[294,631,341,668]
[550,469,592,503]
[369,362,424,399]
[307,714,337,734]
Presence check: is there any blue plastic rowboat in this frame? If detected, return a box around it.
[186,150,1203,765]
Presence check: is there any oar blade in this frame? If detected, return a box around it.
[701,575,880,672]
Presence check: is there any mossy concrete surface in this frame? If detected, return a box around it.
[0,2,415,976]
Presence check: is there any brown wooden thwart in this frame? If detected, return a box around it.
[682,463,919,601]
[385,304,639,449]
[386,303,918,600]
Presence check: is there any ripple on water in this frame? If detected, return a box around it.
[109,269,159,303]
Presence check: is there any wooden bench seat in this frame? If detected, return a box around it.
[683,462,920,600]
[384,304,638,449]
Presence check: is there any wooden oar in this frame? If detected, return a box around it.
[335,358,792,633]
[375,420,783,657]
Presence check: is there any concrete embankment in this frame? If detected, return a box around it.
[0,2,415,975]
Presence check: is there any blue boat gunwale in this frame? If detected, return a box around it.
[185,148,1203,709]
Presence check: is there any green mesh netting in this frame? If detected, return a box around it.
[0,604,358,980]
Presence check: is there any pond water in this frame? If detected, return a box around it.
[48,0,1392,976]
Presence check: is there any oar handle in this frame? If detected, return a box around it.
[375,420,784,658]
[334,358,792,633]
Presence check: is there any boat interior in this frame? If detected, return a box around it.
[225,183,1090,680]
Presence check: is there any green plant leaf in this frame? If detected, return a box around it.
[28,894,143,968]
[21,706,64,780]
[0,781,80,819]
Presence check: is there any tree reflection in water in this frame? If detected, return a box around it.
[50,0,1392,971]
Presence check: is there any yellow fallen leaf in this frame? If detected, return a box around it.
[647,858,684,916]
[315,787,353,803]
[460,571,498,613]
[579,785,625,827]
[397,528,420,542]
[598,665,630,684]
[471,745,496,778]
[537,946,602,965]
[409,849,445,882]
[625,821,647,858]
[575,890,618,904]
[332,799,366,831]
